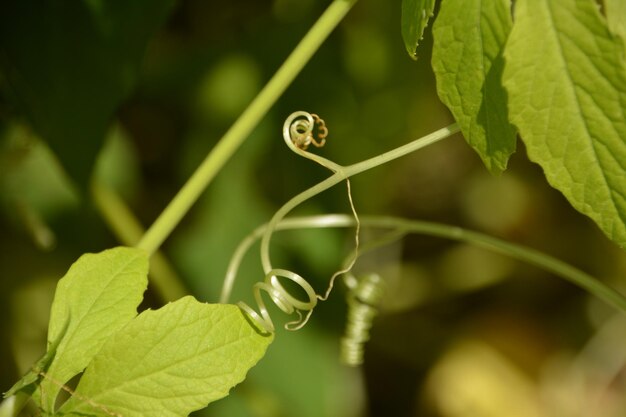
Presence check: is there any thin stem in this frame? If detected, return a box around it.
[137,0,358,256]
[344,123,460,177]
[260,123,459,272]
[260,175,346,272]
[224,214,626,314]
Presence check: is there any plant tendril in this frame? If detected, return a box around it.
[229,119,459,333]
[341,273,386,365]
[225,214,626,315]
[237,111,361,333]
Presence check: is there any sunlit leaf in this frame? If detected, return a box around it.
[59,297,273,417]
[432,0,516,174]
[401,0,436,60]
[38,247,148,411]
[503,0,626,247]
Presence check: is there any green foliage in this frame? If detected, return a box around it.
[0,0,175,188]
[431,0,516,174]
[605,0,626,43]
[38,247,149,411]
[429,0,626,247]
[3,0,626,415]
[5,249,271,415]
[58,296,272,417]
[401,0,436,59]
[503,0,626,247]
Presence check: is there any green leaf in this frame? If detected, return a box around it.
[401,0,436,60]
[59,296,273,417]
[432,0,517,174]
[39,247,148,411]
[503,0,626,247]
[605,0,626,43]
[0,0,175,188]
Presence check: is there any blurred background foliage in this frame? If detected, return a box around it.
[1,0,626,416]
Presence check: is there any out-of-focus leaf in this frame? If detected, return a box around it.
[247,328,361,417]
[432,0,516,174]
[427,341,545,417]
[93,125,141,200]
[0,0,176,188]
[503,0,626,247]
[0,125,79,217]
[401,0,436,60]
[196,54,262,122]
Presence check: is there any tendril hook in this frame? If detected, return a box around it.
[283,111,328,151]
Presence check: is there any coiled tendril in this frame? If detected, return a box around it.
[237,268,318,333]
[236,111,360,334]
[341,273,386,366]
[288,111,328,150]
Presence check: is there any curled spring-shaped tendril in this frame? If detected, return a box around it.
[286,111,328,150]
[341,273,386,366]
[236,111,360,334]
[237,268,318,333]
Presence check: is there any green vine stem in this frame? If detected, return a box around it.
[137,0,358,256]
[259,121,461,274]
[228,115,459,332]
[222,214,626,314]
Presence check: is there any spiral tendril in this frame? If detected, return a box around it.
[286,111,328,150]
[341,273,386,366]
[236,111,361,334]
[237,268,318,333]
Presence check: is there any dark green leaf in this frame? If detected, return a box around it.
[401,0,436,60]
[0,0,175,188]
[432,0,516,173]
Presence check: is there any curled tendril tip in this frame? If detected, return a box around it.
[236,111,361,336]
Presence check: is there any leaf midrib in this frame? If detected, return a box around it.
[543,0,626,229]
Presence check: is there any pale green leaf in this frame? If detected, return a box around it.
[432,0,517,174]
[503,0,626,247]
[401,0,435,60]
[39,247,148,411]
[59,296,273,417]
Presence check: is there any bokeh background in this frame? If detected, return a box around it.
[2,0,626,416]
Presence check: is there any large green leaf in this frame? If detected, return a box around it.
[432,0,516,174]
[0,0,175,188]
[401,0,436,60]
[39,247,148,411]
[59,297,273,417]
[503,0,626,247]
